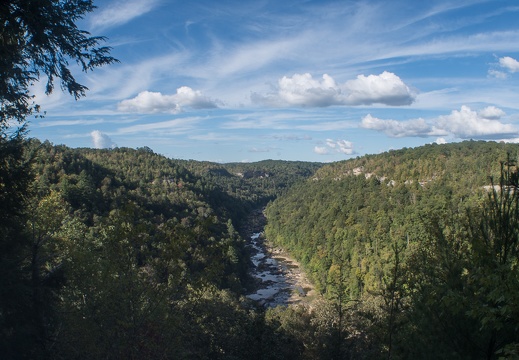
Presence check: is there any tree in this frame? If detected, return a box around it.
[0,0,118,127]
[0,127,35,359]
[0,1,116,357]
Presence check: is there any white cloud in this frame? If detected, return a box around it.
[278,73,340,107]
[189,133,248,142]
[91,130,117,149]
[271,134,312,141]
[361,114,442,138]
[362,105,517,140]
[39,119,105,127]
[499,56,519,73]
[314,139,355,155]
[344,71,416,106]
[117,117,201,135]
[488,69,507,79]
[436,105,516,139]
[90,0,160,30]
[336,140,355,154]
[314,146,330,155]
[435,137,447,144]
[478,106,506,120]
[249,147,273,153]
[253,71,416,107]
[117,87,218,114]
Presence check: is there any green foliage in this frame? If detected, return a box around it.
[0,0,118,126]
[265,141,519,359]
[0,129,36,358]
[6,136,519,358]
[0,139,322,359]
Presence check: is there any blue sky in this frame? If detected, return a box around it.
[29,0,519,163]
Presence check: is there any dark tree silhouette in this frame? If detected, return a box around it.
[0,0,118,128]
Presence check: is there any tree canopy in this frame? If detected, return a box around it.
[0,0,117,128]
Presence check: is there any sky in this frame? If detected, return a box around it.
[28,0,519,163]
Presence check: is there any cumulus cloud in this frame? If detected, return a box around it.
[118,87,218,114]
[344,72,416,106]
[361,114,443,138]
[499,56,519,73]
[91,130,117,149]
[436,106,515,139]
[478,106,506,120]
[435,137,447,144]
[314,139,355,155]
[361,105,517,140]
[252,71,416,107]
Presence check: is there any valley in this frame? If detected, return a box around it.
[2,139,519,359]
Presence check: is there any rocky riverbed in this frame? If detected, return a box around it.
[245,232,317,307]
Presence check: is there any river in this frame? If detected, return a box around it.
[245,232,316,307]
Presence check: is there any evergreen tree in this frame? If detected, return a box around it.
[0,0,117,127]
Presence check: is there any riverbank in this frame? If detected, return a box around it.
[241,207,319,307]
[244,224,318,308]
[267,244,318,306]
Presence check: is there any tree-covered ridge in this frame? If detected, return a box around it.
[2,138,327,359]
[265,140,519,358]
[314,140,516,187]
[3,136,519,359]
[176,158,323,213]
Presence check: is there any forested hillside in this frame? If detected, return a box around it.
[2,137,519,359]
[265,140,519,358]
[1,137,323,359]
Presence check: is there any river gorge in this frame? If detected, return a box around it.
[245,231,317,307]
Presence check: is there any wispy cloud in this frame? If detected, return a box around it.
[39,119,105,127]
[189,133,248,142]
[116,117,202,135]
[85,52,192,101]
[89,0,161,31]
[249,146,275,153]
[270,134,312,141]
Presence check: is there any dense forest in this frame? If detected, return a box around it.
[265,140,519,359]
[2,1,519,358]
[1,136,519,359]
[0,136,324,359]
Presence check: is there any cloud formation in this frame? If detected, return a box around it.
[499,56,519,73]
[490,56,519,78]
[436,106,515,139]
[118,87,218,114]
[361,114,441,138]
[478,106,506,120]
[253,71,416,107]
[90,0,160,30]
[314,139,355,155]
[91,130,117,149]
[361,106,517,140]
